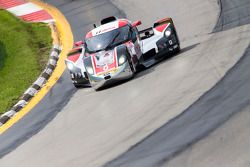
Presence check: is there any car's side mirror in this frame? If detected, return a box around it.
[132,20,142,27]
[74,41,84,47]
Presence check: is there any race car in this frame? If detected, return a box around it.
[65,16,180,90]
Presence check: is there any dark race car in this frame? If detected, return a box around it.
[65,16,180,90]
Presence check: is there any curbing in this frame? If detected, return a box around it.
[0,0,74,134]
[0,33,62,126]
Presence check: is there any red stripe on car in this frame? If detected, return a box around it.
[85,31,93,39]
[67,54,80,63]
[156,17,171,24]
[155,23,169,32]
[118,20,128,28]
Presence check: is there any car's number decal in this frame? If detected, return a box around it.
[103,64,109,71]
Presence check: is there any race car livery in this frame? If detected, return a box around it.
[65,16,180,90]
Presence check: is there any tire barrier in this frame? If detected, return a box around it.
[0,44,62,126]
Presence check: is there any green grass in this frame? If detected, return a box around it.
[0,10,52,114]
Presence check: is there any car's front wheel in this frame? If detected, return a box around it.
[128,59,136,77]
[73,83,82,88]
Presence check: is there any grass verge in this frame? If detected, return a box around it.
[0,9,52,114]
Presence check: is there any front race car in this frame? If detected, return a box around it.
[83,20,138,90]
[65,16,180,90]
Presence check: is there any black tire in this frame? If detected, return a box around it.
[128,60,135,77]
[174,32,181,54]
[73,83,82,88]
[175,44,181,54]
[136,64,145,72]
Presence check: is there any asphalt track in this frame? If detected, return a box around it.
[0,0,250,167]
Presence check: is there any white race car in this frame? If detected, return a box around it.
[65,16,180,90]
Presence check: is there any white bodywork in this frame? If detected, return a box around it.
[65,47,86,75]
[140,24,170,54]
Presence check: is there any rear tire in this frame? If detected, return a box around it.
[175,44,181,54]
[174,33,181,54]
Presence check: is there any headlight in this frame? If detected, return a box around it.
[86,66,94,75]
[118,55,127,65]
[66,62,74,71]
[164,27,172,37]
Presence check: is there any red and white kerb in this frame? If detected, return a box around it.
[0,0,54,23]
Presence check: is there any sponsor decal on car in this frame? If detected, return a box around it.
[92,50,118,75]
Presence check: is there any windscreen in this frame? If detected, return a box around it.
[85,25,130,53]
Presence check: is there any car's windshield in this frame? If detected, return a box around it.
[85,25,130,53]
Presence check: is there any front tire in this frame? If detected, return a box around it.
[128,60,135,77]
[73,83,82,88]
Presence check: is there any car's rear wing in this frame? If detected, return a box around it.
[139,17,174,40]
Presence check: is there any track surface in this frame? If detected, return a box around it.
[105,1,250,166]
[0,0,250,167]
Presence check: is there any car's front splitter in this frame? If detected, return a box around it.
[88,62,133,90]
